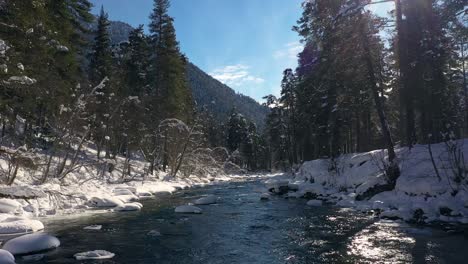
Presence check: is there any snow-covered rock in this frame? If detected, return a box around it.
[112,189,134,196]
[7,76,37,85]
[83,225,102,230]
[114,203,142,212]
[194,195,217,205]
[87,196,124,208]
[0,217,44,235]
[56,45,69,53]
[74,250,115,260]
[175,205,202,214]
[114,186,137,194]
[0,249,15,264]
[306,200,323,207]
[0,186,46,199]
[137,191,153,200]
[115,194,139,203]
[2,233,60,255]
[147,230,162,237]
[260,193,270,200]
[0,199,22,214]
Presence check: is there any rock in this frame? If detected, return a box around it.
[0,249,15,264]
[87,197,124,208]
[83,225,102,230]
[175,205,202,214]
[114,186,137,194]
[194,195,217,205]
[114,203,142,212]
[137,191,153,200]
[115,194,139,203]
[147,230,162,237]
[74,250,115,260]
[0,217,44,235]
[2,233,60,255]
[0,199,22,213]
[306,200,323,207]
[112,189,134,196]
[260,193,270,200]
[22,254,44,261]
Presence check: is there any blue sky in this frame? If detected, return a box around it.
[90,0,393,102]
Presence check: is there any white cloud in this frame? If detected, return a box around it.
[273,41,304,60]
[210,64,265,87]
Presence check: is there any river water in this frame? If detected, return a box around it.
[18,177,468,263]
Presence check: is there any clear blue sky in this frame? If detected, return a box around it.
[90,0,393,102]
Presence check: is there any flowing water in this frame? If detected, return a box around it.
[17,177,468,263]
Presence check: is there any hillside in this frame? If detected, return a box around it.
[99,20,268,128]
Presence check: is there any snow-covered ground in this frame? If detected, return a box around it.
[266,139,468,224]
[0,143,236,243]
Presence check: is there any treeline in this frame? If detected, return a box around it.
[0,0,267,183]
[264,0,467,174]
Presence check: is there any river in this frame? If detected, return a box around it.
[18,177,468,263]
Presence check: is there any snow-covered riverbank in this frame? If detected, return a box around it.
[265,139,468,224]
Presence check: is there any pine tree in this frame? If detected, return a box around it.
[148,0,193,124]
[89,6,112,158]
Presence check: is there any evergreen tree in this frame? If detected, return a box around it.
[148,0,193,123]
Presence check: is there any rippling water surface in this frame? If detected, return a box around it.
[19,178,468,263]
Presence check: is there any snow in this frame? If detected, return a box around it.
[0,216,44,235]
[194,195,217,205]
[87,196,124,208]
[7,76,37,85]
[306,200,323,207]
[2,233,60,255]
[270,139,468,224]
[114,203,142,212]
[74,250,115,260]
[0,250,15,264]
[175,205,203,214]
[115,194,139,203]
[0,199,22,214]
[83,225,102,230]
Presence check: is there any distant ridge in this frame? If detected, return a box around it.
[93,19,268,129]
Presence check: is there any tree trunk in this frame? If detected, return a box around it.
[359,16,400,187]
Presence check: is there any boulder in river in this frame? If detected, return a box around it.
[0,216,44,235]
[0,249,15,264]
[194,195,217,205]
[74,250,115,260]
[2,233,60,255]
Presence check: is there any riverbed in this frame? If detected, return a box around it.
[18,177,468,263]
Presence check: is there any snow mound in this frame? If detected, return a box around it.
[0,217,44,235]
[114,203,142,212]
[137,191,154,200]
[0,199,22,214]
[194,195,217,205]
[74,250,115,260]
[0,249,15,264]
[83,225,102,230]
[87,196,124,208]
[175,205,202,214]
[306,200,323,207]
[2,233,60,255]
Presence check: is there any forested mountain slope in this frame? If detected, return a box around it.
[101,20,268,128]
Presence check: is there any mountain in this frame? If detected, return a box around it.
[186,63,268,128]
[98,20,268,128]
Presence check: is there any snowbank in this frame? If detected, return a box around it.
[2,233,60,255]
[272,139,468,224]
[0,199,22,214]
